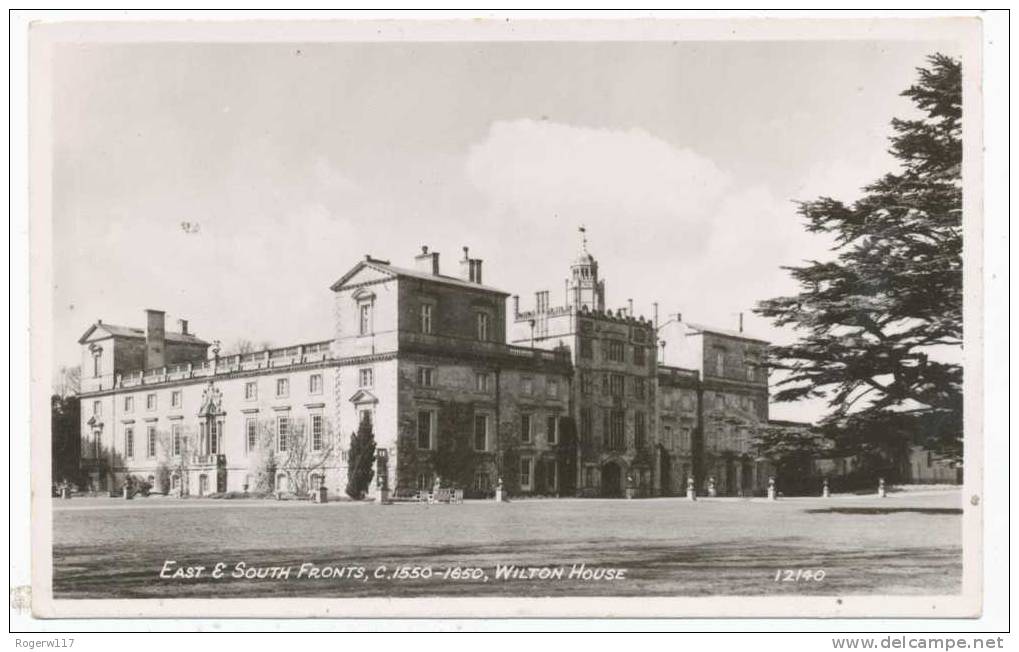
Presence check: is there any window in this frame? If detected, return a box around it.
[519,457,532,488]
[601,374,609,395]
[547,379,559,398]
[416,411,433,449]
[92,353,101,378]
[473,470,491,492]
[633,377,646,399]
[309,373,323,394]
[633,345,646,366]
[276,378,289,398]
[359,302,372,335]
[125,428,134,458]
[475,372,490,392]
[715,349,726,376]
[746,365,755,382]
[359,409,373,430]
[420,303,433,334]
[476,312,490,341]
[416,367,434,387]
[610,374,625,397]
[520,414,532,443]
[171,390,181,408]
[416,472,433,490]
[579,337,593,359]
[580,372,593,395]
[277,416,290,452]
[680,427,692,450]
[124,396,134,412]
[634,411,646,449]
[93,400,102,416]
[662,425,673,450]
[311,414,324,451]
[245,419,257,453]
[474,414,488,451]
[146,426,157,458]
[608,409,625,450]
[716,393,725,410]
[547,415,558,445]
[585,466,596,488]
[606,340,625,362]
[580,407,592,443]
[172,423,182,456]
[359,368,373,388]
[245,381,257,400]
[521,377,533,395]
[146,394,156,411]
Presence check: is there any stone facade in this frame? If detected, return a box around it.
[75,239,775,498]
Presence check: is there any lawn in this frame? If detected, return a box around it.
[52,490,963,599]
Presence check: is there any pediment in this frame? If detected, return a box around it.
[330,262,395,291]
[348,389,379,405]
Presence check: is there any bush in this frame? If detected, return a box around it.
[345,417,376,500]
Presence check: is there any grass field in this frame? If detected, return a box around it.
[52,490,962,599]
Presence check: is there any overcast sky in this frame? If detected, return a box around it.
[51,38,959,421]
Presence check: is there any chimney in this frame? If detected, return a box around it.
[512,295,520,316]
[653,302,659,330]
[145,309,166,369]
[177,318,189,336]
[458,246,483,283]
[739,312,744,333]
[414,245,440,275]
[627,298,634,316]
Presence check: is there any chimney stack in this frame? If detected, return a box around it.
[145,309,166,369]
[177,318,189,336]
[653,302,659,330]
[739,312,744,333]
[414,245,440,275]
[458,246,483,283]
[512,295,520,317]
[627,298,634,316]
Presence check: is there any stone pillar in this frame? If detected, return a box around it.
[822,478,830,498]
[495,477,505,502]
[878,477,887,498]
[686,477,697,501]
[707,476,717,498]
[625,473,635,500]
[767,476,777,501]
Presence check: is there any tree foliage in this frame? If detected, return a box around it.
[345,415,376,499]
[755,54,963,462]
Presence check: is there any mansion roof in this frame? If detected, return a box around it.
[77,322,209,346]
[330,257,510,296]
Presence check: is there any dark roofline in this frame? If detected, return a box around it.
[330,258,511,296]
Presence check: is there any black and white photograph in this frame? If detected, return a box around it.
[15,13,1004,630]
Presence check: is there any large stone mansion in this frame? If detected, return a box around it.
[77,236,773,498]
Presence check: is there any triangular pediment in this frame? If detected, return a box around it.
[330,261,396,292]
[348,389,379,405]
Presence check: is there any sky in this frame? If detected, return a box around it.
[50,38,960,421]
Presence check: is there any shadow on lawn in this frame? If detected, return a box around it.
[805,507,963,515]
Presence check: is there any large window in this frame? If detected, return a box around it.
[311,414,324,451]
[519,457,532,489]
[633,377,646,400]
[475,372,490,392]
[580,372,593,395]
[146,394,156,411]
[521,377,533,395]
[309,373,323,394]
[608,410,625,450]
[276,378,289,398]
[245,381,257,400]
[416,366,434,387]
[579,337,593,359]
[473,470,491,492]
[125,428,134,458]
[124,396,134,412]
[146,426,157,458]
[277,416,290,452]
[359,302,373,336]
[547,379,559,398]
[416,411,433,449]
[634,411,646,449]
[714,348,726,376]
[633,345,646,366]
[171,390,182,408]
[520,413,532,443]
[606,340,625,362]
[245,418,257,454]
[172,423,182,456]
[475,312,490,341]
[579,407,592,443]
[547,415,558,445]
[420,303,433,334]
[473,414,488,451]
[359,368,373,388]
[610,374,625,397]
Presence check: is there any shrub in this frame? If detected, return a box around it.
[345,417,376,499]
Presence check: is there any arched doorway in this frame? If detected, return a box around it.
[601,461,623,497]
